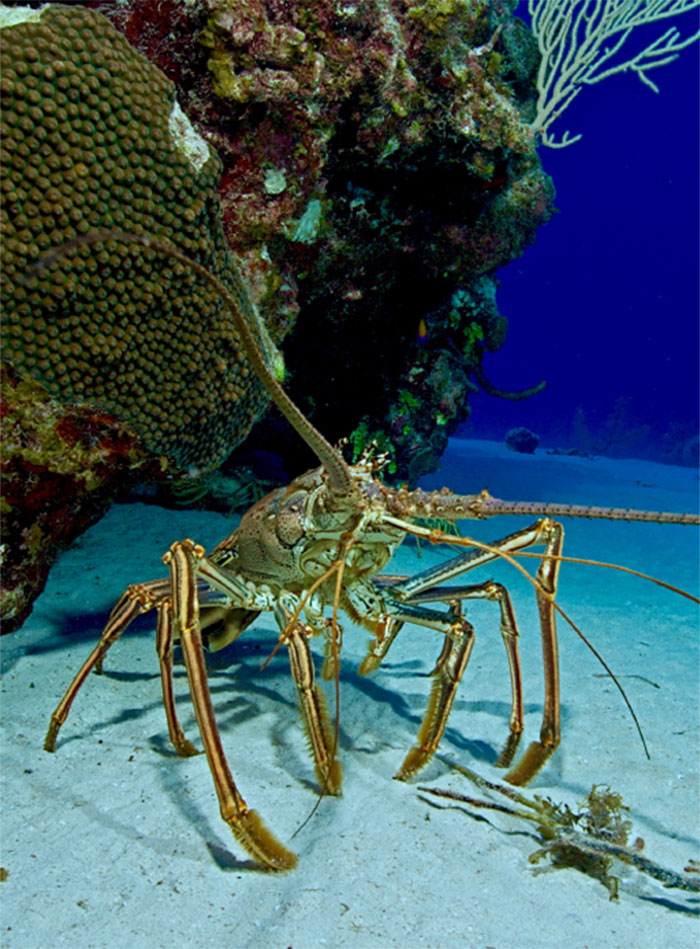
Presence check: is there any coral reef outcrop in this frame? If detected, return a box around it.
[505,425,539,454]
[95,0,554,481]
[0,0,555,632]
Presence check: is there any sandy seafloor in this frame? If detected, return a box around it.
[1,438,698,949]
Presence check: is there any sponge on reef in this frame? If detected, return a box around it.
[1,3,277,471]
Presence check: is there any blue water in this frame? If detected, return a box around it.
[461,10,699,460]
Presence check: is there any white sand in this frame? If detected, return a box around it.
[1,439,698,948]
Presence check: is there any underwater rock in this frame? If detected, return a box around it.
[0,3,279,473]
[0,361,160,634]
[505,426,539,454]
[95,0,554,482]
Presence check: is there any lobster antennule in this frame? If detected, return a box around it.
[381,486,700,526]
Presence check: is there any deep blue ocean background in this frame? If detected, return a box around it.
[459,7,699,462]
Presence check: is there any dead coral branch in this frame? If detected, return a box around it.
[419,764,699,901]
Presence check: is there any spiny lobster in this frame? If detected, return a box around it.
[39,232,699,871]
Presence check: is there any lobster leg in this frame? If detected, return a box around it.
[44,579,170,751]
[155,600,199,757]
[393,603,476,781]
[504,520,562,785]
[342,589,481,780]
[378,517,565,785]
[357,613,404,676]
[404,580,525,769]
[285,623,343,794]
[156,587,258,757]
[164,539,297,871]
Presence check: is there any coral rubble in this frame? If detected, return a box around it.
[420,765,700,902]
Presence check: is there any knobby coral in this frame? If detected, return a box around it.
[0,3,279,473]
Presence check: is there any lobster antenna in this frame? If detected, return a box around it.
[477,495,699,527]
[24,229,354,497]
[503,550,699,604]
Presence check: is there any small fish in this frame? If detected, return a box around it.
[417,318,428,343]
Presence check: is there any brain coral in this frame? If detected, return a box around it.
[0,3,278,472]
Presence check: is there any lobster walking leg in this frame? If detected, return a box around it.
[357,613,404,676]
[504,519,563,785]
[395,605,476,780]
[44,579,170,752]
[165,539,298,871]
[345,589,482,779]
[285,624,343,794]
[376,516,565,785]
[155,601,199,757]
[400,580,525,769]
